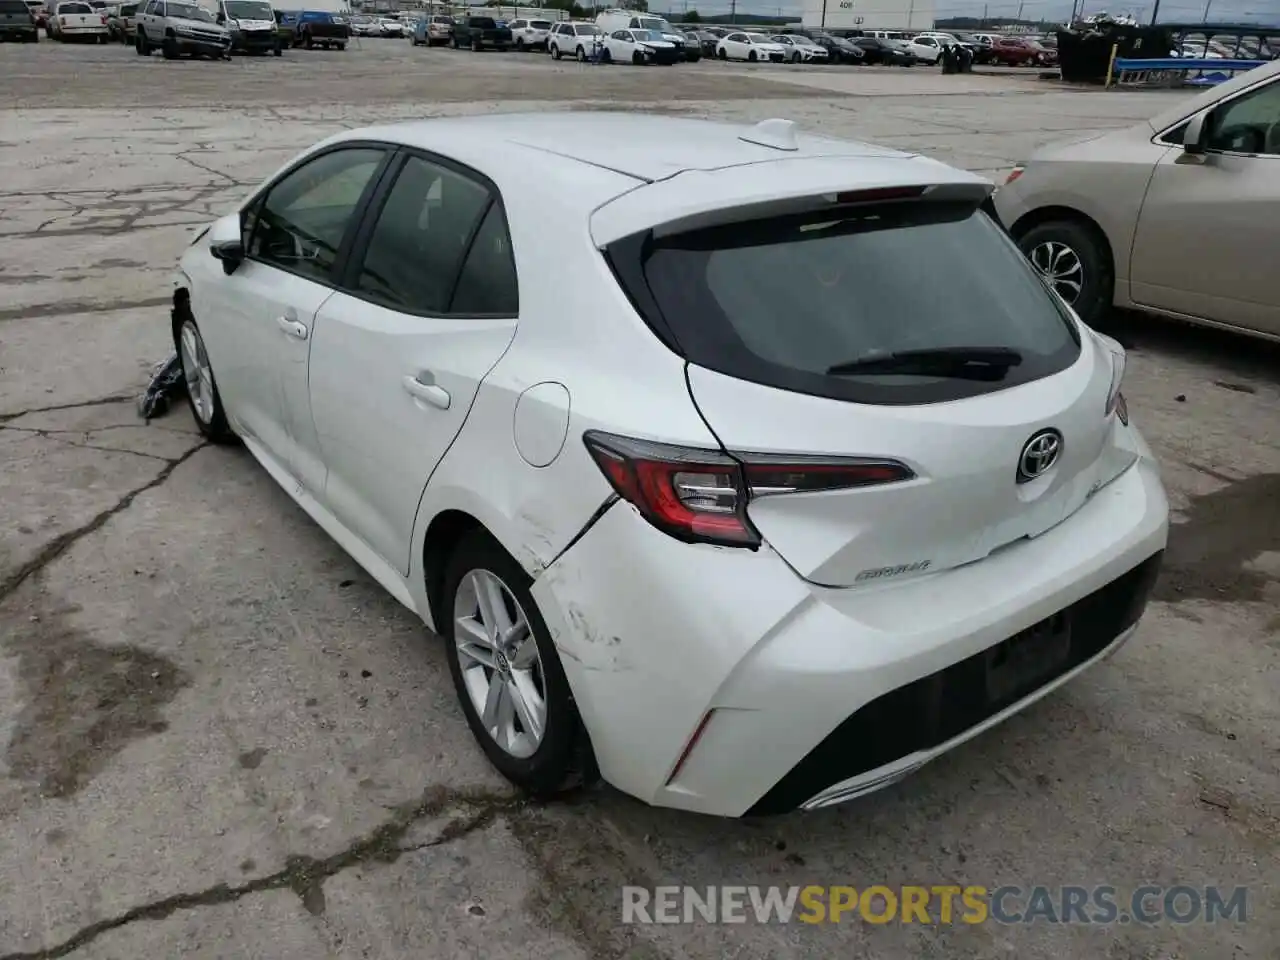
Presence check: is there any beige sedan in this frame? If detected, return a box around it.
[995,58,1280,341]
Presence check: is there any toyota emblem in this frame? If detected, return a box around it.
[1017,429,1063,483]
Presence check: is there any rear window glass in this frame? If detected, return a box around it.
[612,202,1081,406]
[59,2,91,11]
[531,19,549,28]
[470,16,495,27]
[1,0,33,11]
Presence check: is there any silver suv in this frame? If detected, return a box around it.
[134,0,230,58]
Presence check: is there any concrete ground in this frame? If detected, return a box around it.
[1,37,1277,960]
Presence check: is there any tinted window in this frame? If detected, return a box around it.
[470,16,494,27]
[250,148,383,283]
[353,156,491,314]
[531,19,549,28]
[0,0,31,12]
[611,203,1080,406]
[450,204,518,316]
[59,2,91,10]
[1207,79,1280,155]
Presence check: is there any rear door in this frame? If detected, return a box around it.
[307,151,520,574]
[609,191,1119,587]
[1129,74,1280,337]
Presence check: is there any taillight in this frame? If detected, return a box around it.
[583,431,913,548]
[1099,335,1129,426]
[1005,165,1025,185]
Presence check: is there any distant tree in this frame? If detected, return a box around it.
[683,8,700,21]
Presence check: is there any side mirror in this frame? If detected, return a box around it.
[208,212,244,275]
[1180,110,1209,161]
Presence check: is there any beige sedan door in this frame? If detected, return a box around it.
[1128,75,1280,337]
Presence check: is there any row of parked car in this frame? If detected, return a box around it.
[393,10,1057,70]
[18,0,350,55]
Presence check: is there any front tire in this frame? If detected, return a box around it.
[1016,219,1113,327]
[161,35,177,58]
[717,47,726,59]
[134,30,146,53]
[441,530,595,797]
[748,49,756,61]
[174,311,235,443]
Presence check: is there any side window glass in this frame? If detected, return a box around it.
[1206,80,1280,155]
[354,156,491,314]
[250,147,383,283]
[450,203,518,316]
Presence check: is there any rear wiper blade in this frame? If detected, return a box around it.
[826,347,1023,379]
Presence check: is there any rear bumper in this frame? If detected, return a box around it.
[0,24,38,35]
[533,446,1167,817]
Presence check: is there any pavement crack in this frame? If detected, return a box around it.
[176,153,238,185]
[0,443,208,604]
[0,427,177,462]
[0,395,136,425]
[0,788,525,960]
[0,295,171,323]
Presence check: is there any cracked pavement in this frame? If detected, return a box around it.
[1,39,1278,960]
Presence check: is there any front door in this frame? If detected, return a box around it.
[1129,74,1280,337]
[224,145,390,488]
[308,152,521,574]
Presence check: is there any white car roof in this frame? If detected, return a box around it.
[331,113,914,184]
[317,113,987,244]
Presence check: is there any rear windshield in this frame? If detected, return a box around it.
[530,18,549,28]
[470,16,495,27]
[609,202,1081,406]
[1,0,32,11]
[59,2,91,10]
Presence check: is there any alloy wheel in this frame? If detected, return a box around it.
[178,320,215,425]
[453,569,547,759]
[1028,240,1084,303]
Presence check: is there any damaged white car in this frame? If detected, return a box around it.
[171,114,1168,816]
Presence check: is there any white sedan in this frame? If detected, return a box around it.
[716,30,785,62]
[904,34,949,62]
[602,27,678,64]
[172,113,1168,817]
[771,33,828,62]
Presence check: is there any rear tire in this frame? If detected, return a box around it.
[549,42,559,59]
[1015,219,1113,328]
[440,529,596,798]
[717,47,726,59]
[334,42,343,50]
[514,36,523,50]
[600,48,610,63]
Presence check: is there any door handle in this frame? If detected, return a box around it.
[402,374,451,410]
[275,315,308,340]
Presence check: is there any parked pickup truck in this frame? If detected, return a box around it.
[0,0,40,40]
[450,15,509,51]
[289,8,346,49]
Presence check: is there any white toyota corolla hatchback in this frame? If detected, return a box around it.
[173,113,1168,817]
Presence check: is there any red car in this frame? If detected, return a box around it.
[991,36,1050,66]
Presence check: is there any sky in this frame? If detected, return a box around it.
[669,0,1278,23]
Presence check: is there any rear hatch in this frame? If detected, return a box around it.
[601,170,1125,588]
[56,1,98,27]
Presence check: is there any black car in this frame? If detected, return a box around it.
[853,35,916,65]
[0,0,38,40]
[810,31,862,63]
[682,27,717,57]
[451,15,510,51]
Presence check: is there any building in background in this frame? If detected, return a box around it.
[801,0,934,32]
